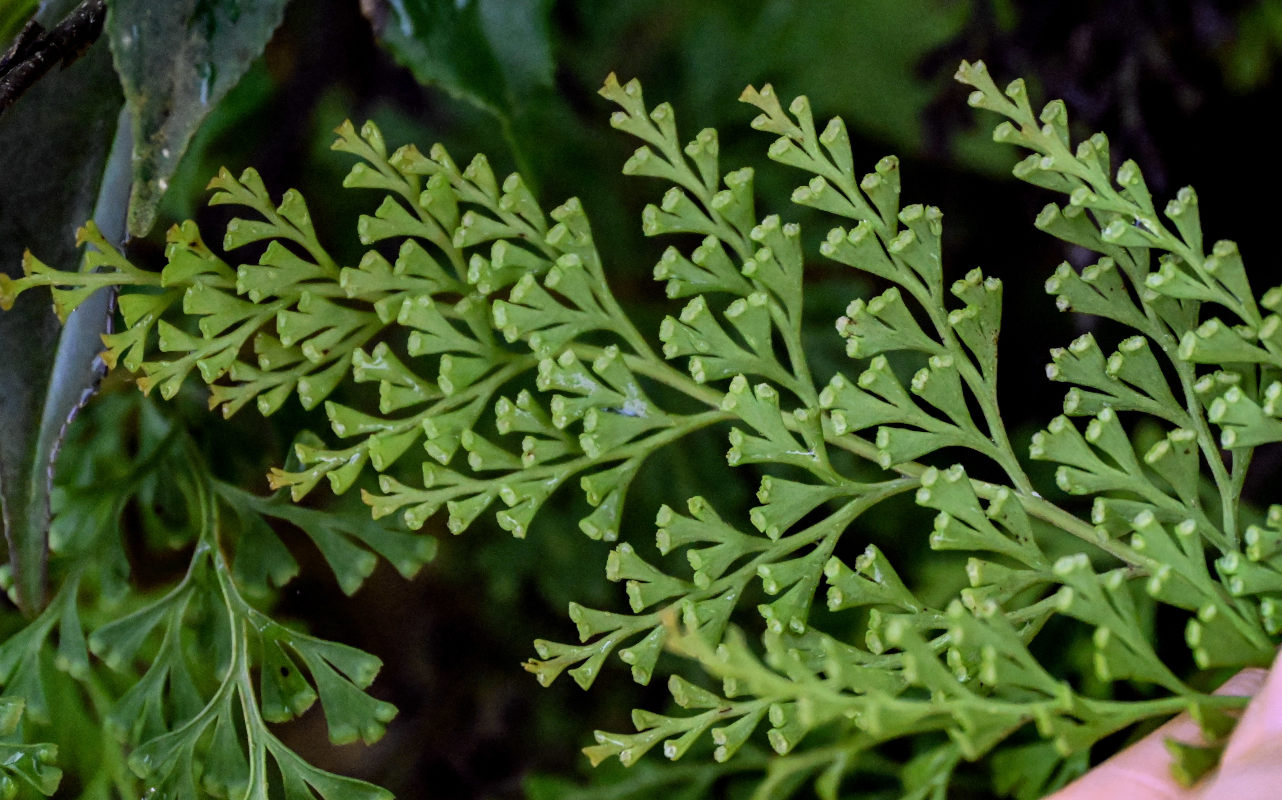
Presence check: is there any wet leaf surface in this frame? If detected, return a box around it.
[106,0,289,236]
[366,0,554,123]
[0,40,122,611]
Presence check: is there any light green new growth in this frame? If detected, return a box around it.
[4,60,1282,798]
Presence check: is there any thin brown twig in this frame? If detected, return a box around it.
[0,0,107,116]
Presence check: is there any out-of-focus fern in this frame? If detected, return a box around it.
[3,60,1282,798]
[0,389,431,798]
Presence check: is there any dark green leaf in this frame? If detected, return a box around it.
[367,0,553,137]
[105,0,289,235]
[273,743,394,800]
[368,0,566,188]
[0,39,122,612]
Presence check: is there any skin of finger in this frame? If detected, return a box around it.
[1044,713,1205,800]
[1046,668,1268,800]
[1200,753,1282,800]
[1216,649,1282,769]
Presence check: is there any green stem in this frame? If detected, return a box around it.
[1023,116,1246,552]
[1171,336,1240,551]
[507,408,736,494]
[820,428,1148,569]
[1002,485,1155,570]
[613,348,728,410]
[769,300,819,407]
[1084,691,1252,727]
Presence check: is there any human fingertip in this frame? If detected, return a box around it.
[1219,650,1282,767]
[1213,666,1268,699]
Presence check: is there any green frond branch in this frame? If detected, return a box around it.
[209,167,339,276]
[102,437,401,796]
[955,63,1261,330]
[5,167,412,418]
[1162,350,1239,547]
[11,405,417,796]
[1,221,164,318]
[955,64,1282,661]
[618,626,961,772]
[807,423,1145,577]
[269,355,533,499]
[337,115,676,408]
[226,612,273,799]
[675,360,1157,577]
[212,558,395,800]
[336,120,622,381]
[599,345,730,411]
[339,121,501,278]
[579,245,667,366]
[214,480,437,592]
[811,357,1147,573]
[0,591,71,794]
[526,479,917,690]
[365,404,731,538]
[140,303,285,400]
[955,59,1272,551]
[600,74,755,256]
[0,563,140,792]
[602,74,819,407]
[999,78,1251,541]
[984,481,1151,571]
[740,81,1034,497]
[661,603,1253,773]
[512,200,667,366]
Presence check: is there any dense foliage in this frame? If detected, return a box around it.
[5,3,1282,799]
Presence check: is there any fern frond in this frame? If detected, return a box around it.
[8,59,1282,798]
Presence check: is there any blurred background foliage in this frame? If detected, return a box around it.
[5,1,1282,797]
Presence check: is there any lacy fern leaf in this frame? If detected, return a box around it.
[4,60,1282,799]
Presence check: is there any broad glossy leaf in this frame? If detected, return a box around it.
[367,0,553,118]
[105,0,288,236]
[0,40,122,612]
